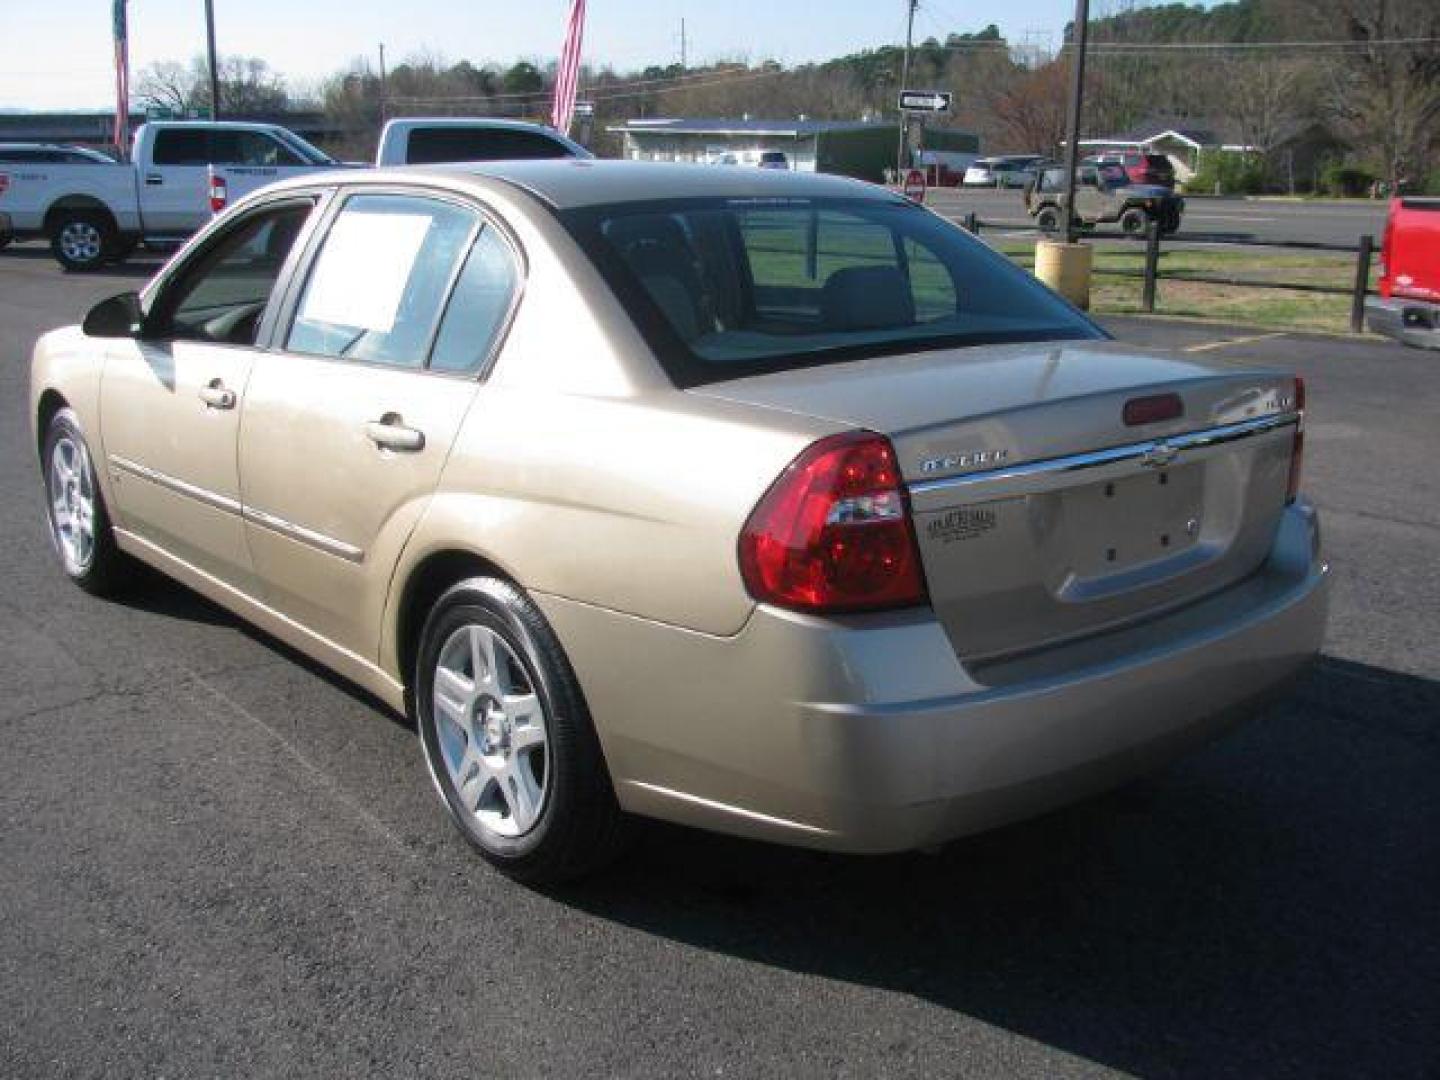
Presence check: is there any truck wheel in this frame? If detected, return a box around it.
[1119,207,1150,236]
[51,212,114,273]
[0,234,12,252]
[1036,207,1060,234]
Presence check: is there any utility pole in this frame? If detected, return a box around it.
[680,18,687,71]
[378,42,388,122]
[1059,0,1091,243]
[204,0,221,119]
[895,0,917,178]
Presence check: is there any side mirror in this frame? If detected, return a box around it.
[82,291,144,339]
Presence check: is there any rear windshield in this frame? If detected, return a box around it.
[565,196,1103,387]
[405,128,575,164]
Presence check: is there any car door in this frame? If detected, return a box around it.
[99,195,323,593]
[141,127,212,233]
[237,189,522,659]
[1074,166,1106,222]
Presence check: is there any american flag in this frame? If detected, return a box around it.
[550,0,586,137]
[112,0,131,155]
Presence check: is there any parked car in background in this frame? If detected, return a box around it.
[0,142,115,165]
[1085,151,1176,188]
[375,118,592,166]
[963,155,1046,188]
[1365,197,1440,350]
[0,121,337,270]
[33,161,1326,883]
[757,150,790,170]
[1027,163,1184,236]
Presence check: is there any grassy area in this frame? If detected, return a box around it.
[992,241,1377,334]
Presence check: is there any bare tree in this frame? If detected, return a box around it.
[1297,0,1440,188]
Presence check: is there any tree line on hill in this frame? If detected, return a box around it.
[135,0,1438,194]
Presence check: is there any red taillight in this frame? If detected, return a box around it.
[208,169,227,214]
[739,431,928,613]
[1286,376,1306,503]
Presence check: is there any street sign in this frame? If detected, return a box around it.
[899,90,952,114]
[574,101,595,117]
[903,168,927,203]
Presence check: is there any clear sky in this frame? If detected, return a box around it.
[2,0,1082,111]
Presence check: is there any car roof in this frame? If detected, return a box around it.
[378,159,902,210]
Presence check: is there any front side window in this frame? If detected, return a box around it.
[568,196,1101,386]
[154,202,313,345]
[287,194,477,367]
[210,130,304,167]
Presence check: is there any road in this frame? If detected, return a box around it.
[1,250,1436,1078]
[927,187,1388,248]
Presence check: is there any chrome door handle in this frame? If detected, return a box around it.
[366,415,425,453]
[145,173,164,186]
[198,380,236,410]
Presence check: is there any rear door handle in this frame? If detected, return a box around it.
[198,379,236,410]
[365,414,425,453]
[144,173,164,186]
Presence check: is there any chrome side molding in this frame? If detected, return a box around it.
[109,455,364,563]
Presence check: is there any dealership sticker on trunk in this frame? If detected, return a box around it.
[926,507,998,544]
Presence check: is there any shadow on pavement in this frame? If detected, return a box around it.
[2,245,165,278]
[565,657,1438,1077]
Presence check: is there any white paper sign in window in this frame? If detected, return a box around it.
[300,211,431,332]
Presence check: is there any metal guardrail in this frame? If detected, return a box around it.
[957,213,1377,333]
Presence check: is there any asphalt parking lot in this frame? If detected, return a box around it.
[1,248,1436,1078]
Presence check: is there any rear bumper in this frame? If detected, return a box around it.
[1366,295,1440,350]
[539,501,1328,853]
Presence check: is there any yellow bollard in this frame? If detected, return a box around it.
[1035,239,1094,310]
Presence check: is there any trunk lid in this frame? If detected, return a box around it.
[694,340,1301,663]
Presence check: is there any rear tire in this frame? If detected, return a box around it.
[415,576,627,884]
[50,212,114,272]
[1035,206,1060,234]
[41,408,130,596]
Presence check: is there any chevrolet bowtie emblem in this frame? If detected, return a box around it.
[1141,441,1180,469]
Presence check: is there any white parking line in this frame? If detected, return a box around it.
[1184,331,1289,353]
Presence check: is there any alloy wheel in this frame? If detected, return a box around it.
[48,434,96,574]
[432,623,550,837]
[58,221,103,264]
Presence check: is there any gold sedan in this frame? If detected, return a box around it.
[31,162,1329,882]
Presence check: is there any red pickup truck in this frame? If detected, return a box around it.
[1366,197,1440,350]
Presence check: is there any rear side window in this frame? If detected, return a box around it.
[151,129,209,165]
[429,226,521,374]
[405,127,574,164]
[288,194,477,368]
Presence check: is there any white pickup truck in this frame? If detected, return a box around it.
[0,120,337,271]
[373,118,591,166]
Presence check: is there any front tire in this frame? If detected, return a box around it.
[50,212,114,272]
[42,408,130,595]
[1035,206,1060,234]
[415,577,626,883]
[1119,207,1150,236]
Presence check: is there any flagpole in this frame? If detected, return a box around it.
[112,0,131,156]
